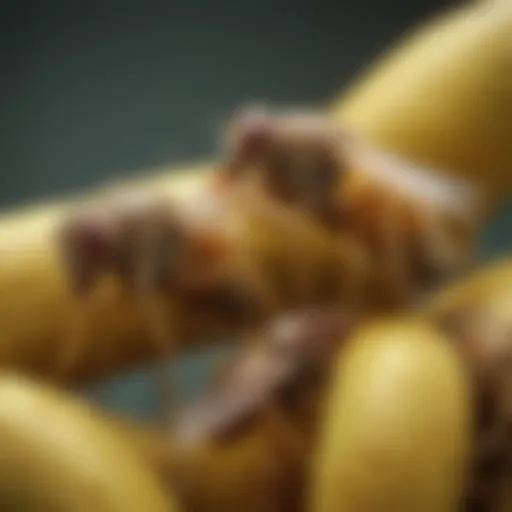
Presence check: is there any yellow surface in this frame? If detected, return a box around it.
[0,3,508,510]
[0,373,176,512]
[0,162,217,384]
[308,318,472,512]
[0,374,315,512]
[424,256,512,317]
[333,1,512,214]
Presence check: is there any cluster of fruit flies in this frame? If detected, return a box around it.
[57,103,483,423]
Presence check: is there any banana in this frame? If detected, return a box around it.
[4,259,511,511]
[0,365,316,512]
[423,256,512,317]
[308,318,472,512]
[333,1,512,215]
[0,373,177,512]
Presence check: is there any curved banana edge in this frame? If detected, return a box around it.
[308,317,473,512]
[0,372,177,512]
[333,1,512,214]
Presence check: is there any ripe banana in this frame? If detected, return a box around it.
[0,373,177,512]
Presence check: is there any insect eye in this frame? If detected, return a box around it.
[224,106,274,175]
[73,218,109,259]
[239,122,272,161]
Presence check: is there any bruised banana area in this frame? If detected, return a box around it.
[0,260,510,511]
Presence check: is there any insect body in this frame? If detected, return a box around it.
[216,105,346,227]
[58,192,189,414]
[56,189,278,412]
[60,194,185,297]
[219,105,484,307]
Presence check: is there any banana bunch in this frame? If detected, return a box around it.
[0,1,509,510]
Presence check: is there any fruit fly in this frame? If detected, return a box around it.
[215,104,345,227]
[217,104,484,307]
[56,188,278,413]
[170,308,355,512]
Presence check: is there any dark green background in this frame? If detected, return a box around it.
[1,0,509,421]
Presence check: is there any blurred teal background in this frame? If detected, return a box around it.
[1,0,509,422]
